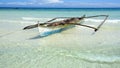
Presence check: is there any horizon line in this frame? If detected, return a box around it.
[0,7,120,9]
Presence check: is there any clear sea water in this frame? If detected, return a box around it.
[0,8,120,68]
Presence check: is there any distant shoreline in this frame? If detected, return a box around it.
[0,7,120,9]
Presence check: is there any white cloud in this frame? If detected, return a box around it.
[6,2,33,5]
[44,0,63,3]
[78,2,120,7]
[59,2,120,8]
[0,0,63,5]
[33,0,63,4]
[0,2,34,5]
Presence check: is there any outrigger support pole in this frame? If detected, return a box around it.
[44,15,86,23]
[44,17,73,23]
[84,15,109,32]
[72,23,97,30]
[72,15,108,32]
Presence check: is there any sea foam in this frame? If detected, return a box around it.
[85,19,120,23]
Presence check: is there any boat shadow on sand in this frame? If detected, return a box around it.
[29,26,75,39]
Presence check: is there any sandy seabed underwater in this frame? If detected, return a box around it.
[0,8,120,68]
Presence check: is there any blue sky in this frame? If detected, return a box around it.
[0,0,120,8]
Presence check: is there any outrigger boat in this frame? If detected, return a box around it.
[23,15,108,37]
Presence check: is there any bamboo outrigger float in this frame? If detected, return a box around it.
[23,15,108,36]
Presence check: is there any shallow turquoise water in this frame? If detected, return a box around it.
[0,8,120,68]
